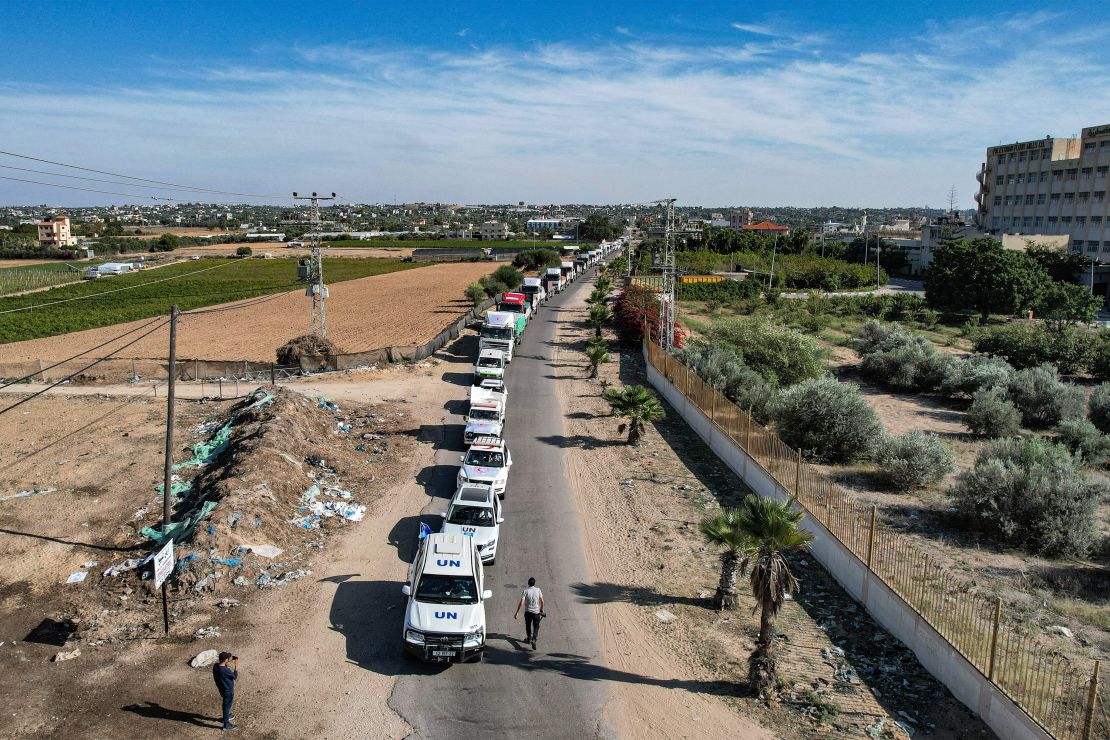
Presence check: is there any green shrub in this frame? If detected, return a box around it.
[465,282,486,306]
[1056,418,1110,466]
[949,437,1107,557]
[849,319,905,355]
[1006,364,1087,429]
[676,342,779,424]
[489,264,523,289]
[769,376,881,463]
[512,248,561,271]
[940,354,1014,398]
[1088,333,1110,381]
[853,321,953,392]
[677,278,760,301]
[874,431,955,488]
[965,387,1022,437]
[1089,384,1110,434]
[974,323,1091,374]
[707,318,824,386]
[235,245,253,257]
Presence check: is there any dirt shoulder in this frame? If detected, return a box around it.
[554,293,992,738]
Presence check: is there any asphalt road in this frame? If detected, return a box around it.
[387,266,615,739]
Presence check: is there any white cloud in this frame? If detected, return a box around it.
[615,26,631,36]
[456,28,470,38]
[2,14,1109,207]
[731,22,776,36]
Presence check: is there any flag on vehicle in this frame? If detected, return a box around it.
[418,521,433,540]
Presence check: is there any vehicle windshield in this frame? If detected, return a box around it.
[481,326,513,340]
[447,504,495,527]
[465,450,504,467]
[415,574,479,604]
[469,408,499,421]
[477,357,503,368]
[498,304,523,314]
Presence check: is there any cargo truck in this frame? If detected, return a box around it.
[559,261,575,284]
[520,276,547,307]
[402,533,491,662]
[496,293,529,335]
[479,311,517,362]
[544,267,564,295]
[464,386,505,444]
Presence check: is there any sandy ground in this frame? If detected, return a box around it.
[0,261,495,364]
[555,284,991,738]
[178,243,417,259]
[0,259,79,268]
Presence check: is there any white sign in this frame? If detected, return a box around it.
[153,540,175,589]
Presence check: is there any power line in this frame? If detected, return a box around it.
[0,163,266,196]
[0,150,288,200]
[0,318,169,417]
[0,174,182,201]
[0,259,243,315]
[0,315,168,389]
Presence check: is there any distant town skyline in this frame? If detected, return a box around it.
[2,1,1109,208]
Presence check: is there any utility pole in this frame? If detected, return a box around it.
[947,185,958,214]
[160,304,178,636]
[876,236,882,290]
[652,198,677,350]
[293,192,336,337]
[768,234,779,290]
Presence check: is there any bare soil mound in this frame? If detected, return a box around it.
[50,386,415,644]
[276,333,342,366]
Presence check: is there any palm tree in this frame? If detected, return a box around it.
[586,302,612,337]
[587,288,608,306]
[595,275,613,296]
[585,343,610,378]
[603,385,664,444]
[736,495,813,698]
[699,508,753,610]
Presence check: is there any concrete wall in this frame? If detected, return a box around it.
[644,355,1051,740]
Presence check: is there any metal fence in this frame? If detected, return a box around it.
[645,340,1107,740]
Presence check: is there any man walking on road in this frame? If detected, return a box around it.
[213,651,239,730]
[514,577,545,649]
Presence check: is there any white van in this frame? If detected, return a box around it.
[440,483,503,564]
[474,349,506,384]
[458,436,512,499]
[402,532,491,662]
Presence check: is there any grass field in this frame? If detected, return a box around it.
[322,238,584,249]
[0,257,424,344]
[0,261,108,296]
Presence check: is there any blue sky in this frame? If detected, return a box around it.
[1,1,1109,208]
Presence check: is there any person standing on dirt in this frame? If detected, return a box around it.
[212,652,239,731]
[513,577,545,649]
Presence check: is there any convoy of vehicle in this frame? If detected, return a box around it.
[404,240,619,663]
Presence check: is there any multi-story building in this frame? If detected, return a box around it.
[476,221,509,240]
[37,215,77,247]
[976,123,1110,256]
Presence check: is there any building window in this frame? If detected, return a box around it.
[1053,170,1064,181]
[1008,153,1016,162]
[1085,141,1097,151]
[1101,141,1110,148]
[1023,217,1033,227]
[1035,216,1044,227]
[1004,196,1013,205]
[1098,166,1109,177]
[1095,191,1106,201]
[1051,193,1062,201]
[1077,216,1087,225]
[991,216,1000,228]
[1016,174,1024,184]
[1037,193,1046,204]
[1040,171,1049,183]
[1081,167,1092,180]
[1025,194,1035,204]
[993,195,1002,205]
[1094,216,1104,225]
[1064,193,1075,201]
[1007,175,1015,184]
[1049,216,1058,224]
[1062,216,1073,224]
[1018,151,1026,161]
[1042,150,1051,159]
[1089,243,1099,253]
[1079,192,1090,201]
[1066,168,1078,180]
[995,174,1004,185]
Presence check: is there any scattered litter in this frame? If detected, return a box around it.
[140,500,218,546]
[65,572,87,584]
[0,487,58,504]
[338,422,352,431]
[834,666,861,684]
[211,557,243,568]
[894,720,914,737]
[256,572,272,587]
[355,443,364,451]
[654,609,678,624]
[174,421,233,470]
[194,626,221,640]
[52,648,81,662]
[216,598,241,609]
[620,480,634,487]
[80,560,98,569]
[190,649,220,668]
[131,506,148,521]
[318,401,340,412]
[361,433,383,441]
[244,544,283,558]
[103,557,147,578]
[865,718,886,738]
[697,590,710,599]
[1046,625,1074,639]
[232,576,250,586]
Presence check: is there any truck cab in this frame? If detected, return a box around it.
[521,276,547,307]
[458,436,512,498]
[474,349,506,384]
[496,293,529,335]
[559,261,575,283]
[440,483,502,564]
[402,533,491,662]
[574,257,587,275]
[464,386,505,444]
[479,311,517,362]
[544,267,564,295]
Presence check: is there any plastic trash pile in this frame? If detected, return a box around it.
[291,457,365,528]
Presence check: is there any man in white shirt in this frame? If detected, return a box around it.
[513,577,545,649]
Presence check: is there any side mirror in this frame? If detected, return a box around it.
[496,517,504,524]
[401,584,412,596]
[460,455,465,462]
[439,512,447,518]
[482,590,493,600]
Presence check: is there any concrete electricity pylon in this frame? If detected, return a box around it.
[293,191,336,337]
[652,198,677,350]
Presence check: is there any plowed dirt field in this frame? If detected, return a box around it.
[0,261,493,363]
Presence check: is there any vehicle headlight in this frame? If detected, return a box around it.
[483,539,496,550]
[405,629,425,645]
[463,630,484,647]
